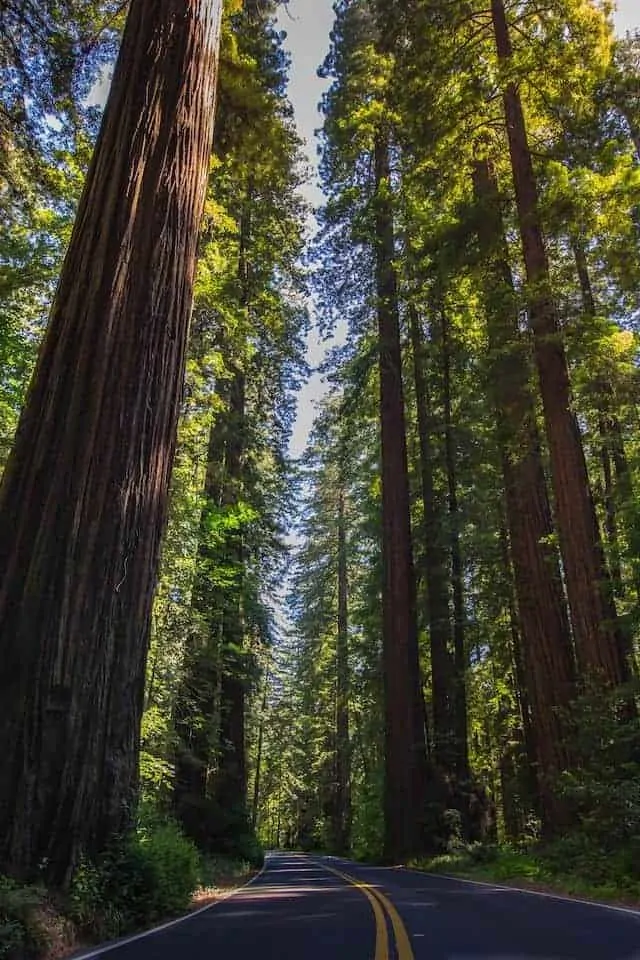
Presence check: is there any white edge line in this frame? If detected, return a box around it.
[402,867,640,918]
[70,854,270,960]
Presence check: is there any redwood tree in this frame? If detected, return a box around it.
[375,135,428,860]
[490,0,628,685]
[0,0,223,883]
[333,474,351,854]
[409,302,456,774]
[472,156,575,831]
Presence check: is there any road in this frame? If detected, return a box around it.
[75,851,640,960]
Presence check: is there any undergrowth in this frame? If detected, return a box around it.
[0,817,259,959]
[412,836,640,905]
[0,878,48,959]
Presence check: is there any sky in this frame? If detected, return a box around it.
[276,0,334,459]
[281,0,640,459]
[616,0,640,34]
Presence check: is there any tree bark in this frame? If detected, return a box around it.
[610,425,640,609]
[333,481,351,853]
[490,0,627,686]
[571,238,638,674]
[374,135,428,860]
[251,682,268,831]
[440,307,470,783]
[572,237,622,600]
[497,520,539,813]
[409,304,456,773]
[472,156,575,832]
[598,413,623,596]
[0,0,222,883]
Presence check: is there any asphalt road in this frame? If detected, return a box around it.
[75,851,640,960]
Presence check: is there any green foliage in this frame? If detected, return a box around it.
[176,796,264,868]
[418,836,640,903]
[557,685,640,848]
[0,877,47,958]
[350,760,384,861]
[0,827,256,958]
[69,821,201,938]
[104,824,200,927]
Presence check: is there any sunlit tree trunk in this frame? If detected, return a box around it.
[572,238,630,605]
[472,157,575,831]
[0,0,222,884]
[491,0,628,686]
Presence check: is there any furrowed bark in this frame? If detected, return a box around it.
[491,0,627,686]
[472,156,575,832]
[440,307,470,782]
[409,303,456,774]
[0,0,223,883]
[374,135,428,860]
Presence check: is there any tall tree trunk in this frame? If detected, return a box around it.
[490,0,628,686]
[610,426,640,608]
[440,307,470,782]
[374,135,428,860]
[598,414,624,596]
[174,379,228,830]
[0,0,222,884]
[252,682,268,831]
[175,195,251,832]
[212,201,251,816]
[409,304,456,773]
[212,369,247,813]
[572,238,626,602]
[572,238,639,675]
[333,482,351,853]
[472,157,575,831]
[497,520,539,813]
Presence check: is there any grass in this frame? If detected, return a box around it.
[409,841,640,908]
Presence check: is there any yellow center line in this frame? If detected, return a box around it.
[319,861,389,960]
[367,883,415,960]
[318,861,415,960]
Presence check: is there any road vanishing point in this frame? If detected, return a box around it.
[75,851,640,959]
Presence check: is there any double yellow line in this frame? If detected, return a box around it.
[319,861,414,960]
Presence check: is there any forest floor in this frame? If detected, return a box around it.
[411,844,640,911]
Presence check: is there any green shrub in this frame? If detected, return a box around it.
[69,819,201,937]
[68,855,103,929]
[467,842,499,865]
[0,876,47,959]
[102,821,201,929]
[557,684,640,849]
